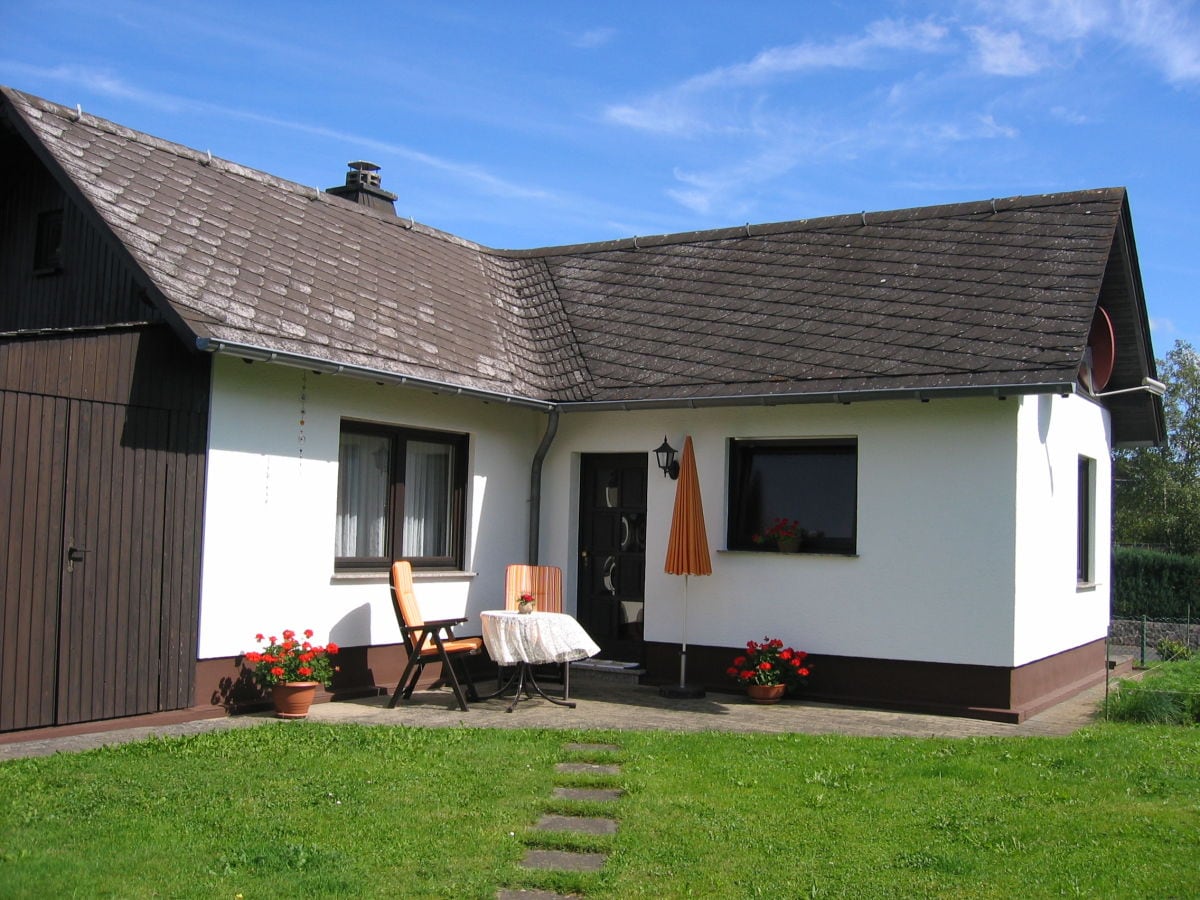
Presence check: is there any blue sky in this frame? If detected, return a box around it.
[3,1,1199,353]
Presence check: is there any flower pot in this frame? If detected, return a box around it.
[518,601,535,614]
[746,683,786,704]
[776,537,801,554]
[272,681,319,718]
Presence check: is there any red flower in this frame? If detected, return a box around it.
[726,667,740,677]
[297,666,313,677]
[255,633,264,642]
[304,629,314,639]
[326,642,339,654]
[244,651,262,663]
[780,649,793,660]
[758,661,772,671]
[270,666,285,677]
[798,668,810,677]
[732,656,746,667]
[282,629,295,640]
[740,671,754,681]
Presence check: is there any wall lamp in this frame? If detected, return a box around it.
[1094,377,1167,399]
[654,437,680,479]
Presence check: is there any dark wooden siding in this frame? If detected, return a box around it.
[0,327,208,731]
[0,134,161,333]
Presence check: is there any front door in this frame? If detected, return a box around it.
[577,454,647,661]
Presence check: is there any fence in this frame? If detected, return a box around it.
[1103,615,1199,724]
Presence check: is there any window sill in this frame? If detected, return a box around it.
[331,569,477,585]
[1076,581,1098,592]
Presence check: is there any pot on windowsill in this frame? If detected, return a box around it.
[272,681,320,718]
[746,683,787,704]
[776,537,801,554]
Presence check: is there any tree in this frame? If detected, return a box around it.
[1113,340,1200,554]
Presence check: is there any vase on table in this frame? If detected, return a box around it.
[746,683,786,704]
[272,681,319,718]
[518,600,535,614]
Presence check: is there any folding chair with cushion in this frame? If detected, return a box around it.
[503,563,572,697]
[389,560,484,711]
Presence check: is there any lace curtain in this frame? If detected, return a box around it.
[402,440,452,557]
[335,432,390,558]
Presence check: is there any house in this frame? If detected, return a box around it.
[0,86,1163,731]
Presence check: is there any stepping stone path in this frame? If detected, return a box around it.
[495,742,623,900]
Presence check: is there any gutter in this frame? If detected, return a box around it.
[551,381,1080,412]
[194,337,556,411]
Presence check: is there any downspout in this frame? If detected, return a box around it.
[527,407,560,565]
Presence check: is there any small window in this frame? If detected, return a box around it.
[34,209,64,273]
[727,438,858,554]
[335,422,468,569]
[1078,456,1095,584]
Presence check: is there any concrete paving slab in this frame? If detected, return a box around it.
[552,787,624,802]
[519,849,607,872]
[534,814,618,835]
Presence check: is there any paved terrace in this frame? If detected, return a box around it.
[0,674,1117,762]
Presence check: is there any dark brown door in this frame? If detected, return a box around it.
[1,390,203,730]
[577,454,647,661]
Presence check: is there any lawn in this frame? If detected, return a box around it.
[0,722,1196,898]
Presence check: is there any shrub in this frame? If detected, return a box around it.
[1155,638,1194,662]
[1112,547,1200,618]
[1104,657,1200,724]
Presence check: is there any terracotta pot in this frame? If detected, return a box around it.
[776,537,801,554]
[272,681,319,718]
[746,683,786,704]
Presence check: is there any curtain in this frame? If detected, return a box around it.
[402,440,452,557]
[335,432,390,558]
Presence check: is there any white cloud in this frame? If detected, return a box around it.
[571,27,616,49]
[967,26,1045,76]
[1118,0,1200,84]
[604,17,949,136]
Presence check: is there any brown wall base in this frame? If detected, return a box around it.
[644,638,1108,723]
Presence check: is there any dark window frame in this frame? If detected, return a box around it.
[1077,455,1095,584]
[727,437,858,555]
[33,208,64,274]
[335,420,468,571]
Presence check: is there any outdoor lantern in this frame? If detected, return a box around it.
[654,437,680,479]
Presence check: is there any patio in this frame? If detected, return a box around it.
[0,674,1112,761]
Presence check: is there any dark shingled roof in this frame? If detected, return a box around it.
[1,86,1163,442]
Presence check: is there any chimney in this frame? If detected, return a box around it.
[325,161,398,215]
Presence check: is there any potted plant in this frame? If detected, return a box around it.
[517,592,536,614]
[726,637,812,703]
[243,629,340,718]
[751,518,803,553]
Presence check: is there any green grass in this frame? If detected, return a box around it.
[1106,656,1200,723]
[1,723,1197,898]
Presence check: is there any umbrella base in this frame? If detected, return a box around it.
[659,684,707,699]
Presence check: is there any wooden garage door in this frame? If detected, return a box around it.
[1,391,204,730]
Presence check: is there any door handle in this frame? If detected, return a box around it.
[67,545,88,572]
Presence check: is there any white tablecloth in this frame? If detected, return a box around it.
[480,610,600,666]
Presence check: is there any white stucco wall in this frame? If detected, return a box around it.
[1012,393,1112,665]
[197,357,542,658]
[198,360,1111,671]
[539,397,1060,669]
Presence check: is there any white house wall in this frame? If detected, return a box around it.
[540,398,1027,669]
[197,356,542,659]
[1012,393,1112,666]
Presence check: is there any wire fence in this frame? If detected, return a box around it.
[1103,614,1199,723]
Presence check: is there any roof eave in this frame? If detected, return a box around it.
[195,337,556,411]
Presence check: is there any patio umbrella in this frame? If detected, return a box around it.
[661,435,711,698]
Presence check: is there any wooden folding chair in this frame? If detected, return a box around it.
[504,564,572,697]
[388,560,484,711]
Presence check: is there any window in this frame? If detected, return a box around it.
[335,422,467,569]
[33,209,64,273]
[727,438,858,555]
[1077,456,1095,584]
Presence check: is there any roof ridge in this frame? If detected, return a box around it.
[497,187,1127,259]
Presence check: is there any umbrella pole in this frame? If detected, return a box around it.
[660,574,706,699]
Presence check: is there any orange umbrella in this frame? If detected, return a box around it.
[662,436,711,697]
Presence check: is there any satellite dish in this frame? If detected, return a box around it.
[1080,306,1115,393]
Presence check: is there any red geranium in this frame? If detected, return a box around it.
[727,636,813,689]
[243,628,340,687]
